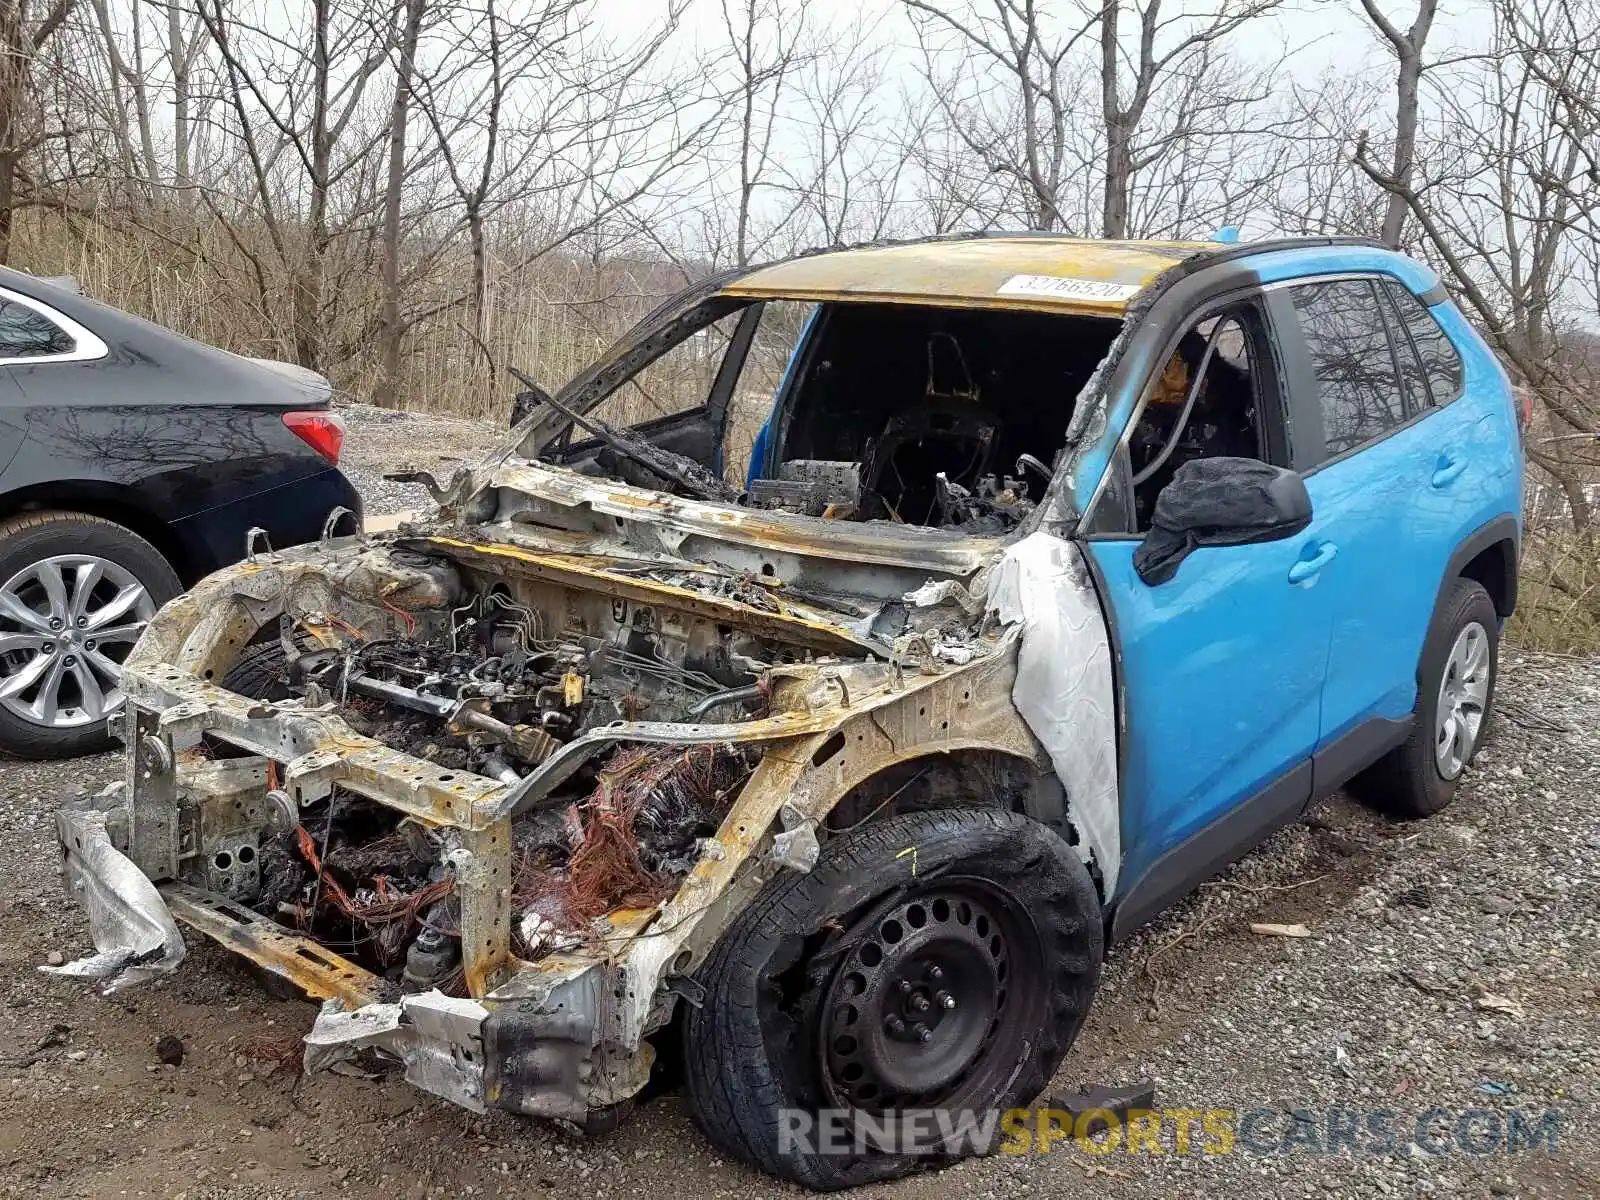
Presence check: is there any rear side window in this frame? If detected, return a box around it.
[1286,278,1407,457]
[0,297,74,358]
[1382,280,1463,405]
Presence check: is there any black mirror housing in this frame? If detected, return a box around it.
[1133,457,1312,585]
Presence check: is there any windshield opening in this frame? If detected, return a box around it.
[530,299,1124,535]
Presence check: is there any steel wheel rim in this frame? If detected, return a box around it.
[818,880,1039,1114]
[1435,620,1490,780]
[0,554,153,729]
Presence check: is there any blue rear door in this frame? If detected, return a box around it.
[1268,275,1506,770]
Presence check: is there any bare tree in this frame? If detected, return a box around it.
[1095,0,1282,237]
[904,0,1282,237]
[0,0,77,261]
[194,0,395,369]
[1261,72,1386,237]
[378,0,428,405]
[781,21,917,247]
[708,0,816,266]
[1353,0,1600,623]
[905,0,1095,231]
[1356,0,1438,248]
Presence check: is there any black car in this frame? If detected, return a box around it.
[0,269,361,758]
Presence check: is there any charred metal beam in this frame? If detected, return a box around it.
[160,881,393,1008]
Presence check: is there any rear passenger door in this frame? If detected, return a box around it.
[1269,275,1473,784]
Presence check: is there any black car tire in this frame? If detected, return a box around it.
[1350,578,1499,819]
[220,640,293,701]
[0,511,181,759]
[683,808,1102,1191]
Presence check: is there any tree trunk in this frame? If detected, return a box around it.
[1098,1,1129,239]
[1360,0,1437,249]
[378,0,426,407]
[469,205,488,353]
[0,152,15,266]
[294,0,334,371]
[1102,123,1132,239]
[168,0,193,216]
[0,0,22,267]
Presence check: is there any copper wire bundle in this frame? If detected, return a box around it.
[525,744,742,927]
[289,824,455,964]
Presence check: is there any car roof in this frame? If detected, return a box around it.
[719,235,1217,317]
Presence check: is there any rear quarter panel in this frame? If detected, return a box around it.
[0,384,334,523]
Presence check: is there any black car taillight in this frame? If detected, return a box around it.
[283,410,344,465]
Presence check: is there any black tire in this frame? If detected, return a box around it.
[1350,578,1498,819]
[683,808,1102,1190]
[0,511,181,759]
[220,640,292,701]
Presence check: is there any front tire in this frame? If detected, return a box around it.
[1351,577,1498,819]
[0,511,180,759]
[683,809,1102,1190]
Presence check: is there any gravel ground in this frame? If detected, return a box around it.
[336,401,500,518]
[0,413,1593,1197]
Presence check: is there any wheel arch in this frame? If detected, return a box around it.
[815,745,1099,899]
[1453,527,1518,620]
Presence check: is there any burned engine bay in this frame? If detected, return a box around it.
[210,553,834,996]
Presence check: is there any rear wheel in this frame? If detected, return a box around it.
[683,809,1102,1190]
[0,512,180,759]
[1350,577,1498,819]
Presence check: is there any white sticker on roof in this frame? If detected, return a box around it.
[997,274,1140,303]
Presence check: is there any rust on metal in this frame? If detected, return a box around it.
[161,881,390,1008]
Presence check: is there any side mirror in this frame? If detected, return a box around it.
[1133,457,1312,586]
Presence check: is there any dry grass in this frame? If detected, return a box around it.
[15,207,700,422]
[1507,528,1600,654]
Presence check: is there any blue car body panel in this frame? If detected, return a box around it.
[1089,533,1333,894]
[1082,243,1521,913]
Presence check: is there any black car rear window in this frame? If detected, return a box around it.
[0,298,74,357]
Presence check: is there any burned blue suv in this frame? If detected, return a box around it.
[50,235,1520,1189]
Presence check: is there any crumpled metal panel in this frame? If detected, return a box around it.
[304,990,490,1112]
[44,792,186,992]
[986,532,1121,894]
